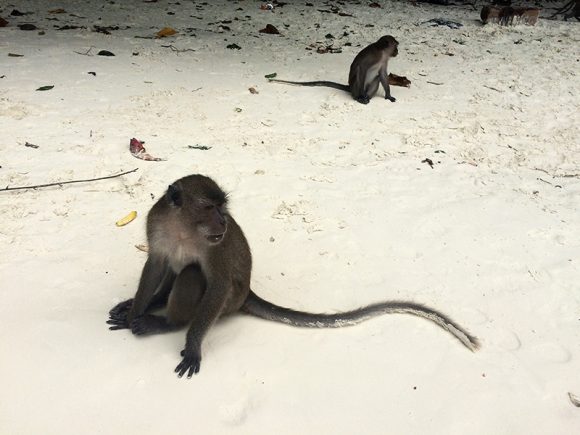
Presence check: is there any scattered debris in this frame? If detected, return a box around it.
[116,211,137,227]
[369,2,382,8]
[135,244,149,253]
[88,71,96,76]
[265,72,277,79]
[156,27,177,37]
[187,145,212,151]
[0,17,8,27]
[11,9,30,16]
[18,24,37,31]
[235,107,243,112]
[161,45,196,53]
[550,0,579,20]
[129,138,165,161]
[260,3,275,11]
[388,73,411,88]
[55,25,86,31]
[422,158,435,169]
[427,81,443,85]
[8,53,24,57]
[568,392,580,407]
[97,50,115,56]
[259,24,280,34]
[421,18,463,29]
[481,6,540,26]
[93,25,123,35]
[227,43,241,50]
[48,8,66,14]
[311,43,342,54]
[249,87,259,94]
[24,142,39,149]
[36,85,54,91]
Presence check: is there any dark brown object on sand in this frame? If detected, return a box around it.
[481,5,540,26]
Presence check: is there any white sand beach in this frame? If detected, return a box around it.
[1,1,579,433]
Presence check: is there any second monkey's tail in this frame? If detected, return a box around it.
[269,79,350,92]
[242,290,480,352]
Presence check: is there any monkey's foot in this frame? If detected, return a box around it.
[386,96,396,102]
[107,317,130,330]
[130,314,175,335]
[109,298,133,320]
[175,350,201,378]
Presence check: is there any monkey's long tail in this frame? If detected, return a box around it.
[242,291,479,352]
[269,79,350,92]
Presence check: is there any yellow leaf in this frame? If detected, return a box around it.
[156,27,177,37]
[116,211,137,227]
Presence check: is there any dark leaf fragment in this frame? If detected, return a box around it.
[18,24,37,31]
[259,24,280,34]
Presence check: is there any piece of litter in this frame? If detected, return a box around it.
[129,138,165,161]
[421,18,463,29]
[116,211,137,227]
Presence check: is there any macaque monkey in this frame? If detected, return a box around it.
[108,175,479,378]
[269,35,399,104]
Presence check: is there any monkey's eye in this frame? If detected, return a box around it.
[167,184,183,207]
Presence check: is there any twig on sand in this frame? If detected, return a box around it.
[161,44,196,53]
[1,168,138,192]
[484,85,501,92]
[74,46,95,56]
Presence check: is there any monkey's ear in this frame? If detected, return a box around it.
[167,184,183,207]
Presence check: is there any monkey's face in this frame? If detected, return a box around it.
[391,39,399,58]
[166,177,229,246]
[196,202,228,244]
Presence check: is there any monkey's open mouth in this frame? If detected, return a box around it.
[207,234,224,243]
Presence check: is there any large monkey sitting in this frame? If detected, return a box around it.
[108,175,479,378]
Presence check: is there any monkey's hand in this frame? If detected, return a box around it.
[176,349,201,378]
[386,96,396,102]
[107,299,133,330]
[109,298,133,319]
[356,96,370,104]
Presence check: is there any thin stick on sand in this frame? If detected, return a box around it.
[1,168,139,192]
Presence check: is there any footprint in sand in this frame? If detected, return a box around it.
[529,342,572,364]
[494,328,522,351]
[219,396,251,426]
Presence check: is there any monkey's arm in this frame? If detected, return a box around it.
[379,66,396,102]
[175,276,228,378]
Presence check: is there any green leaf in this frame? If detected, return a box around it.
[36,85,54,91]
[264,72,277,79]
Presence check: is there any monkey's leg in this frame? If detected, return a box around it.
[129,256,172,320]
[108,256,173,330]
[107,269,175,329]
[379,72,396,102]
[350,67,370,104]
[130,264,205,336]
[366,77,380,99]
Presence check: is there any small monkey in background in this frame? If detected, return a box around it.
[108,175,479,378]
[269,35,400,104]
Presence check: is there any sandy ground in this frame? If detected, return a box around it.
[1,0,579,433]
